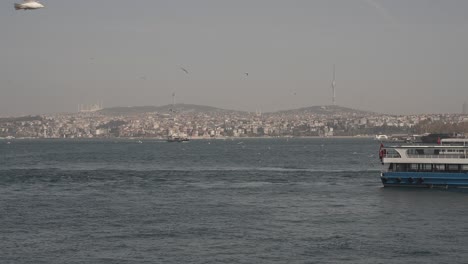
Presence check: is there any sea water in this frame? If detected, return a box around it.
[1,138,467,263]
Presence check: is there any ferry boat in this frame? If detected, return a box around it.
[379,138,468,189]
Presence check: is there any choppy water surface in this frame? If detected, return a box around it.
[1,138,467,263]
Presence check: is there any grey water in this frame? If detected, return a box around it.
[0,138,467,264]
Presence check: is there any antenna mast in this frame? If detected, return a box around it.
[332,64,336,106]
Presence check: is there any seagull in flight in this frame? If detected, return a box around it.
[14,0,44,10]
[180,67,189,74]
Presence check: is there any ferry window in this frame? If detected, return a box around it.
[447,165,459,171]
[421,164,432,171]
[386,149,401,158]
[401,164,408,171]
[462,165,468,172]
[407,149,422,156]
[395,164,407,172]
[434,164,445,171]
[410,164,418,171]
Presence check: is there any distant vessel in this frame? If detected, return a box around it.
[420,133,455,144]
[379,138,468,189]
[167,135,189,143]
[375,134,409,143]
[375,134,389,141]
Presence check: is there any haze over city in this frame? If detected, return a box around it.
[1,0,468,116]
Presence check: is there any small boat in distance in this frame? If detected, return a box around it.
[375,134,389,141]
[375,134,419,143]
[379,138,468,189]
[167,134,189,143]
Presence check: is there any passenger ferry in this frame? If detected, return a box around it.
[380,138,468,189]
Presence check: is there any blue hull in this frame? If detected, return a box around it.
[381,172,468,189]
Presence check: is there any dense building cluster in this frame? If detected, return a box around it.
[1,105,468,139]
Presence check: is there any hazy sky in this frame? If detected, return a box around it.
[1,0,468,116]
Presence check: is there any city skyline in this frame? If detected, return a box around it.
[2,102,468,140]
[1,0,468,116]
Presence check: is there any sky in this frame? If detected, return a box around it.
[1,0,468,116]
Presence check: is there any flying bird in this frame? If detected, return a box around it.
[363,0,397,24]
[14,0,44,10]
[180,67,189,74]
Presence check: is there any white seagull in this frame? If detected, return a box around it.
[14,0,44,10]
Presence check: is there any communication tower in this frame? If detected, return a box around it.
[331,65,336,106]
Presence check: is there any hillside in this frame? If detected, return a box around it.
[98,104,243,115]
[98,104,374,117]
[269,105,374,116]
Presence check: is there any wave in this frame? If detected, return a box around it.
[0,165,379,186]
